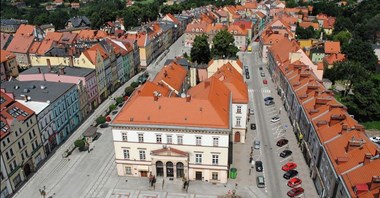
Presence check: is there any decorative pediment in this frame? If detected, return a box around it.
[151,147,188,157]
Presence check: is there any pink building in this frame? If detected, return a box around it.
[18,66,99,115]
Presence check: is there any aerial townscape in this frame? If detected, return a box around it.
[1,0,380,198]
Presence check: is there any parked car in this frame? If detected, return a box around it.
[280,150,293,158]
[254,140,260,149]
[259,67,263,70]
[261,71,265,77]
[277,139,289,147]
[263,79,267,84]
[244,66,249,73]
[283,170,299,179]
[249,109,254,115]
[251,123,256,130]
[265,100,275,106]
[246,73,250,79]
[287,187,304,197]
[255,161,263,172]
[282,162,297,171]
[138,73,149,84]
[111,111,118,115]
[271,115,280,123]
[257,176,265,188]
[264,96,274,102]
[99,123,109,128]
[370,136,380,144]
[287,177,302,188]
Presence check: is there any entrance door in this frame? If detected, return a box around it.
[166,162,174,177]
[23,163,32,177]
[140,171,148,177]
[234,132,240,142]
[195,171,202,180]
[176,162,184,178]
[156,161,164,177]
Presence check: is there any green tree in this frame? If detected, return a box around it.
[115,97,124,104]
[131,82,139,88]
[285,0,297,8]
[333,31,352,46]
[109,104,116,112]
[190,34,211,64]
[211,30,239,59]
[333,61,368,97]
[74,139,85,149]
[96,116,106,125]
[296,26,317,39]
[124,86,135,96]
[361,14,380,43]
[342,39,378,71]
[121,6,142,29]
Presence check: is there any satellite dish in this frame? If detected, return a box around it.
[180,93,186,98]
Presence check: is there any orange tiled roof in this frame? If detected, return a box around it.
[185,22,208,33]
[206,23,227,34]
[6,24,35,54]
[0,50,16,63]
[112,77,230,129]
[299,22,320,30]
[36,32,63,55]
[269,38,300,63]
[212,63,248,103]
[165,13,179,25]
[233,20,253,30]
[28,41,41,54]
[323,17,336,29]
[323,53,345,65]
[228,24,248,36]
[77,30,108,40]
[135,81,171,97]
[83,43,108,65]
[324,41,341,54]
[59,32,77,45]
[153,61,187,93]
[244,2,258,9]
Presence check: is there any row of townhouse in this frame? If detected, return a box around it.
[263,31,380,198]
[111,58,249,183]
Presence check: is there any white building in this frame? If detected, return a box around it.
[111,77,232,183]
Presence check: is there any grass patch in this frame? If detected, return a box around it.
[361,121,380,130]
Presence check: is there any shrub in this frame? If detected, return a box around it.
[124,86,135,96]
[96,116,106,125]
[109,104,116,111]
[115,97,124,104]
[74,139,85,148]
[131,82,139,88]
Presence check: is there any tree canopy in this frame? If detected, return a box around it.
[190,34,211,64]
[211,30,239,59]
[342,39,378,71]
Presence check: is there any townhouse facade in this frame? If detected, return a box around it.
[1,81,80,155]
[0,50,19,81]
[0,91,45,196]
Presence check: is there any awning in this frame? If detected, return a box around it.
[137,166,149,171]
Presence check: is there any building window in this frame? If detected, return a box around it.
[122,133,128,141]
[138,134,144,142]
[156,135,162,143]
[212,172,218,180]
[123,149,129,159]
[125,167,132,175]
[139,150,146,160]
[195,154,202,164]
[213,138,219,147]
[237,106,242,114]
[177,136,183,145]
[10,148,14,156]
[212,155,219,165]
[196,137,202,146]
[236,117,241,126]
[167,135,172,144]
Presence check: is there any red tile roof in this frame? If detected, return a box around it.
[324,41,341,54]
[6,24,35,53]
[299,22,320,30]
[153,61,187,93]
[0,50,16,63]
[323,53,345,65]
[228,24,248,36]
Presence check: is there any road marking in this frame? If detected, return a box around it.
[280,157,292,163]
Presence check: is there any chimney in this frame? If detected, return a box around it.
[363,153,372,165]
[153,91,159,101]
[336,157,349,165]
[369,176,380,190]
[340,124,348,134]
[164,70,168,78]
[329,114,346,126]
[316,120,328,127]
[346,137,364,152]
[354,124,365,132]
[186,95,191,102]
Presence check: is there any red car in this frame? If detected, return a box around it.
[287,177,302,188]
[263,79,268,84]
[282,162,297,171]
[287,187,304,197]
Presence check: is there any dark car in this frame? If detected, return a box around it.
[280,150,293,158]
[287,187,304,197]
[265,100,275,106]
[259,67,263,70]
[250,123,256,130]
[246,73,250,79]
[138,73,149,84]
[255,161,263,172]
[277,139,289,147]
[99,123,109,128]
[264,96,274,101]
[283,170,298,180]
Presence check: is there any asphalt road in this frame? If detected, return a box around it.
[240,44,285,197]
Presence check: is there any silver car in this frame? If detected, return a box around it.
[254,140,260,149]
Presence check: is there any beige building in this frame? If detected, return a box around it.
[0,91,45,196]
[111,77,232,183]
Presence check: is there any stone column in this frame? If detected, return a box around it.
[173,163,177,178]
